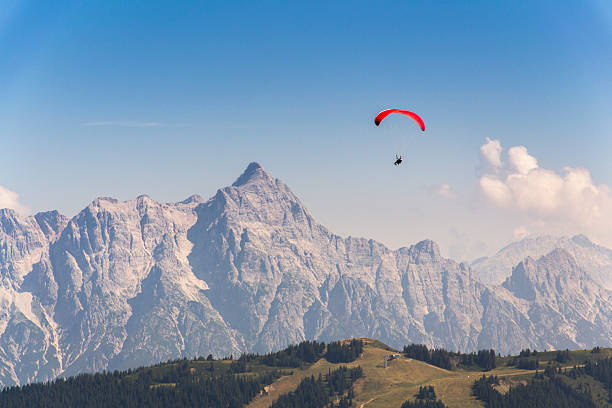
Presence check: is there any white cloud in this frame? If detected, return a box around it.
[507,146,538,175]
[81,121,162,127]
[0,186,29,215]
[480,137,502,168]
[435,184,456,199]
[479,176,512,208]
[477,138,612,245]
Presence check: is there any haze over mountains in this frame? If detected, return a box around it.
[471,234,612,290]
[0,163,610,387]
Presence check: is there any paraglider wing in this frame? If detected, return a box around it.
[374,109,425,131]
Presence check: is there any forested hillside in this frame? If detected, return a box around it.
[1,338,611,408]
[0,339,364,408]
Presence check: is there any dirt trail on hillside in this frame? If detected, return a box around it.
[360,397,376,407]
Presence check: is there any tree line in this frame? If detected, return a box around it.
[563,357,612,394]
[325,340,364,364]
[0,365,281,408]
[402,344,496,371]
[0,338,368,407]
[472,374,596,408]
[399,385,447,407]
[256,339,364,367]
[258,339,363,367]
[515,358,539,370]
[400,400,447,408]
[270,366,363,408]
[260,340,327,367]
[582,357,612,389]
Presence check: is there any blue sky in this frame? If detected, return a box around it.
[2,1,612,259]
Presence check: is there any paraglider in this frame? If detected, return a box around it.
[374,109,425,131]
[374,109,425,166]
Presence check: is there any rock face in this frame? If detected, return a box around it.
[0,163,610,387]
[501,249,612,349]
[471,235,612,289]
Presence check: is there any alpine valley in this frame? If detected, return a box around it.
[0,163,610,387]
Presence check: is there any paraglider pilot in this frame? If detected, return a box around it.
[394,155,403,166]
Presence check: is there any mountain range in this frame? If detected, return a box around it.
[471,234,612,290]
[0,162,610,387]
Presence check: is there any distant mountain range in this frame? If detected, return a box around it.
[471,234,612,290]
[0,162,610,387]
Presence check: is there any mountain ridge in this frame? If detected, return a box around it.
[0,162,610,387]
[472,234,612,289]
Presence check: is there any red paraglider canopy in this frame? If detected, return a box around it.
[374,109,425,131]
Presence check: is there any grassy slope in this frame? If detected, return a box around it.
[249,339,612,408]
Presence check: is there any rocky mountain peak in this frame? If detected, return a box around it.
[33,210,68,240]
[0,207,17,216]
[0,208,19,231]
[88,197,120,212]
[232,162,274,187]
[571,234,593,246]
[207,162,314,230]
[178,194,204,205]
[503,248,588,301]
[135,194,157,210]
[539,248,579,268]
[136,194,151,201]
[410,239,441,261]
